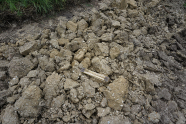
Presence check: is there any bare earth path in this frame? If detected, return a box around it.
[0,0,186,124]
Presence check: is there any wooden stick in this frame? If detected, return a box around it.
[81,68,110,83]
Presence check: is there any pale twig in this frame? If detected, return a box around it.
[80,68,110,83]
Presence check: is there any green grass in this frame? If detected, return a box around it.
[0,0,66,15]
[184,3,186,7]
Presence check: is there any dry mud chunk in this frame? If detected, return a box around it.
[0,71,6,80]
[131,104,141,114]
[114,30,128,43]
[9,76,19,86]
[9,85,18,92]
[110,46,120,59]
[89,81,99,88]
[43,72,61,107]
[176,69,186,83]
[110,61,120,73]
[58,16,68,27]
[51,94,65,108]
[55,121,64,124]
[176,111,186,124]
[147,0,161,7]
[100,12,109,21]
[7,94,19,104]
[2,105,20,124]
[82,109,96,118]
[97,107,111,117]
[79,11,90,21]
[128,9,138,18]
[91,57,112,75]
[82,80,95,97]
[77,19,88,36]
[62,115,71,122]
[38,55,55,72]
[145,78,155,93]
[41,29,51,39]
[80,57,91,69]
[58,61,71,72]
[92,19,104,36]
[0,81,8,91]
[74,49,86,62]
[56,17,67,37]
[0,90,11,107]
[77,19,88,31]
[112,20,120,28]
[2,46,20,60]
[50,32,58,39]
[129,92,145,105]
[26,70,39,78]
[99,115,130,124]
[110,42,124,50]
[57,38,69,46]
[86,32,99,41]
[111,0,128,9]
[158,88,171,100]
[92,19,104,33]
[60,48,72,61]
[168,101,178,112]
[77,86,85,99]
[104,10,115,18]
[65,38,83,52]
[135,72,162,86]
[158,51,183,70]
[15,85,42,117]
[38,70,46,83]
[70,88,79,103]
[39,48,49,55]
[127,0,137,9]
[101,76,129,110]
[0,45,8,53]
[19,77,31,88]
[143,61,164,72]
[120,0,128,9]
[50,39,60,49]
[67,21,77,32]
[148,111,161,123]
[66,32,77,40]
[56,25,66,37]
[71,67,81,80]
[85,103,95,110]
[93,43,109,57]
[123,104,131,112]
[0,60,9,68]
[100,33,113,42]
[98,3,108,10]
[19,41,38,55]
[133,29,141,37]
[99,26,108,37]
[64,78,80,90]
[9,57,35,78]
[101,98,107,107]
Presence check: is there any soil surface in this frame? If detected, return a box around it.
[0,0,99,43]
[0,0,186,124]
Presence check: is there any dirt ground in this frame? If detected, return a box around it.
[0,0,186,124]
[0,0,100,43]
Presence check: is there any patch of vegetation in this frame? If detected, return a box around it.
[0,0,66,15]
[184,3,186,7]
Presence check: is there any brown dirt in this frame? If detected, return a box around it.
[0,0,186,124]
[0,0,101,43]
